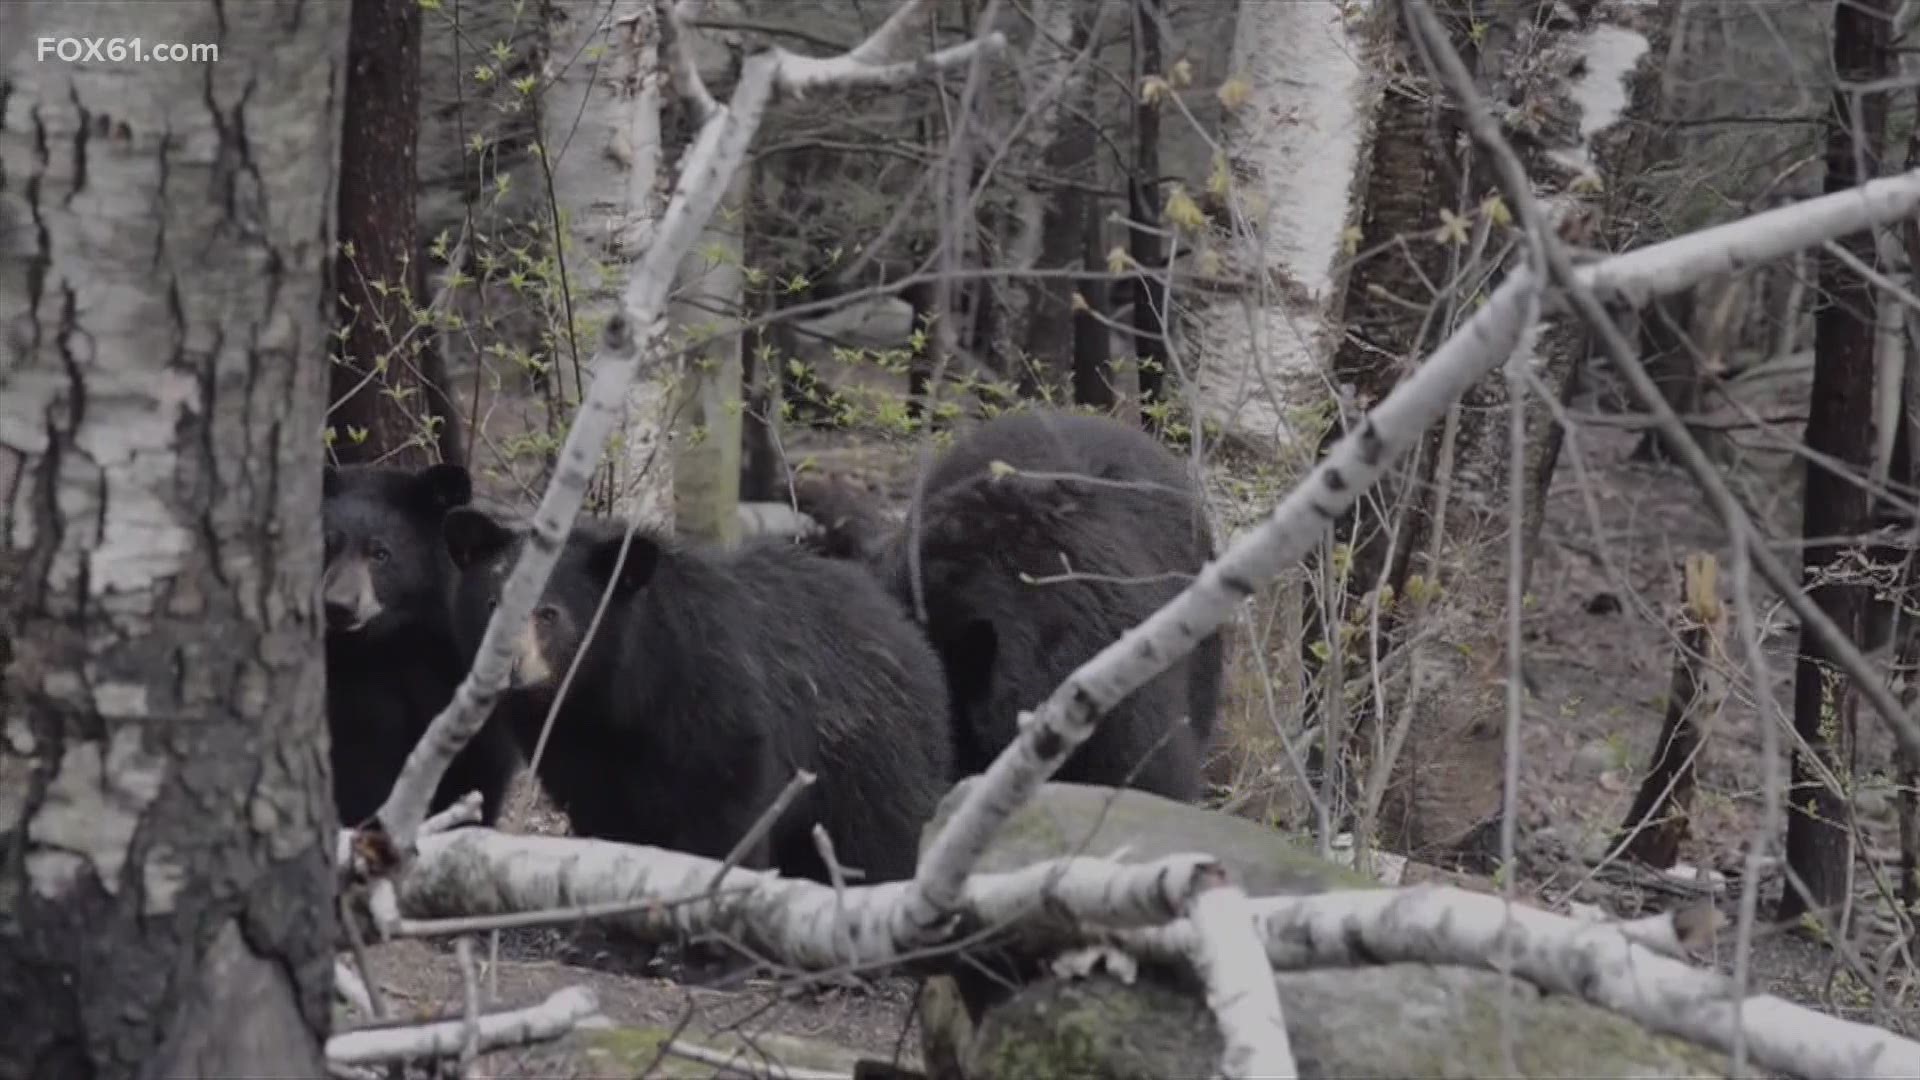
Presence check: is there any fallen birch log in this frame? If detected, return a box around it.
[325,986,602,1067]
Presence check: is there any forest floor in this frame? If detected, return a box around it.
[373,379,1920,1074]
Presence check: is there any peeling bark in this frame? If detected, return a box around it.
[0,1,346,1074]
[1308,2,1471,850]
[1321,0,1672,858]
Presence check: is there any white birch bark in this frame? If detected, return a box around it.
[1243,886,1920,1080]
[666,3,749,544]
[0,1,347,1071]
[543,0,678,525]
[1187,879,1297,1079]
[397,828,1216,970]
[327,986,601,1065]
[1186,0,1380,446]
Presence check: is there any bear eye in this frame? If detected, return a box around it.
[368,543,391,564]
[534,607,556,626]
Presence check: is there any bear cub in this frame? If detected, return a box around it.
[874,408,1224,801]
[442,512,954,884]
[323,463,521,827]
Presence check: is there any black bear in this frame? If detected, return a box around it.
[874,408,1223,800]
[441,511,953,883]
[323,463,521,827]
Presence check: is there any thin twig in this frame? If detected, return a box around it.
[456,936,482,1071]
[708,769,819,897]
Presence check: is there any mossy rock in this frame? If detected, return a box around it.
[966,967,1755,1080]
[920,783,1764,1079]
[921,779,1371,897]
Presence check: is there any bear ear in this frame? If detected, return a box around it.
[444,507,513,570]
[586,533,662,596]
[322,465,343,499]
[916,476,1065,553]
[415,464,473,513]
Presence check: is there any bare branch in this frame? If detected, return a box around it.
[332,957,374,1017]
[666,0,721,122]
[1186,874,1297,1079]
[777,35,1007,96]
[325,986,601,1068]
[662,1038,854,1080]
[455,936,482,1069]
[840,0,936,67]
[708,769,818,896]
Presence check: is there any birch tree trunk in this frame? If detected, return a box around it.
[1186,0,1380,447]
[541,0,676,525]
[671,164,748,545]
[668,14,749,546]
[0,2,346,1074]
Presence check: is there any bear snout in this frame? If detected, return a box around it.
[321,559,383,633]
[506,618,555,689]
[324,600,360,632]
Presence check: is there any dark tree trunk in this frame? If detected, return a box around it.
[904,277,940,423]
[739,307,783,503]
[1018,185,1087,401]
[1074,194,1116,409]
[331,0,464,468]
[1780,0,1894,923]
[1898,535,1920,914]
[1016,3,1103,400]
[1300,13,1462,833]
[0,2,346,1076]
[1129,0,1168,424]
[1616,554,1726,869]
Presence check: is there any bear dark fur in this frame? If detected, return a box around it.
[323,463,521,827]
[442,512,954,883]
[875,409,1223,800]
